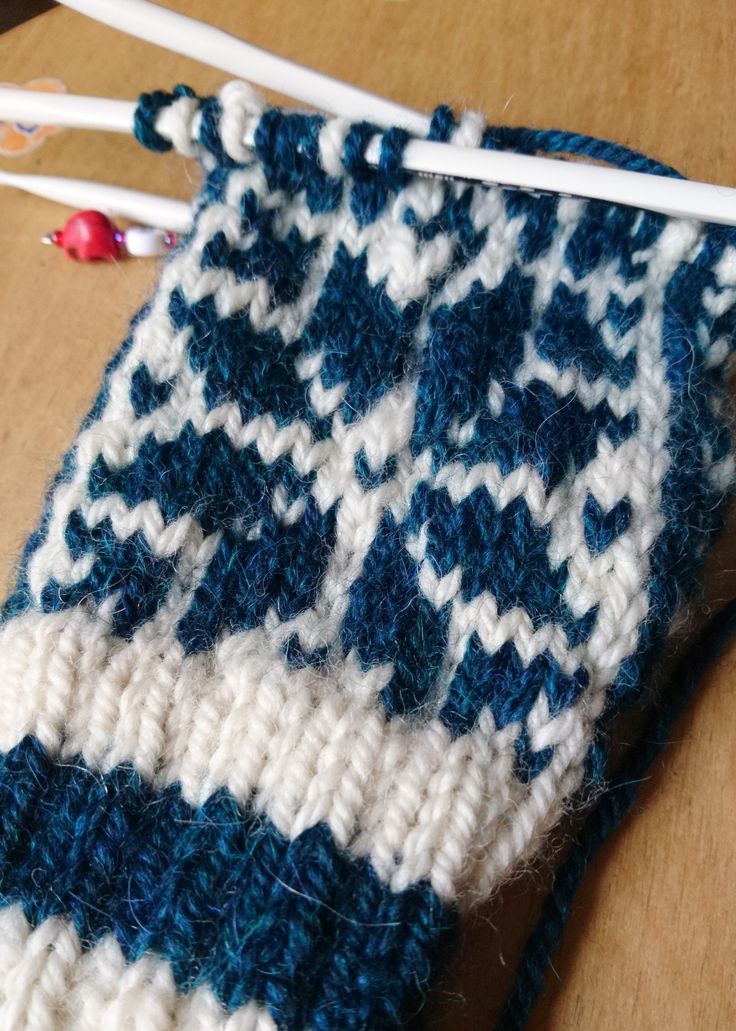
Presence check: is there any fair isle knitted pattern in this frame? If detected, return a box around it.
[1,80,736,1029]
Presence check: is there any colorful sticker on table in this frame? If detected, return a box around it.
[0,78,67,156]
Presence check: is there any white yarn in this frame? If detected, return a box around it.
[0,906,277,1031]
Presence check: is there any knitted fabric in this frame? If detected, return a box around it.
[1,80,736,1029]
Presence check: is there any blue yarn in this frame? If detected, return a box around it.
[304,243,424,425]
[129,363,173,417]
[378,126,411,189]
[481,124,684,178]
[133,84,196,152]
[496,595,736,1030]
[341,509,451,716]
[583,495,632,555]
[176,494,337,654]
[427,104,456,142]
[39,517,177,639]
[200,222,321,306]
[440,638,588,741]
[0,736,457,1030]
[254,108,343,214]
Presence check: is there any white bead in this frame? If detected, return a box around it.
[123,226,172,257]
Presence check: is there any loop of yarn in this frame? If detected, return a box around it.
[377,126,411,191]
[217,80,264,163]
[342,120,381,180]
[481,124,683,178]
[254,108,325,191]
[133,84,197,153]
[450,109,487,149]
[253,108,343,213]
[317,116,350,179]
[427,105,456,143]
[197,96,231,166]
[154,94,201,160]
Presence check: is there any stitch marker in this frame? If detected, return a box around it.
[42,209,178,260]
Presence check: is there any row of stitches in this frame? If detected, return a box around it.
[0,737,456,1029]
[0,606,590,901]
[0,905,277,1031]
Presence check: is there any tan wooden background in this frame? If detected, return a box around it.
[0,3,734,1028]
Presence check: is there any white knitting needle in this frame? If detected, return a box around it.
[0,89,132,134]
[58,0,429,134]
[3,85,736,227]
[0,169,192,231]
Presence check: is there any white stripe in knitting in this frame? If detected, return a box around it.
[0,905,277,1031]
[0,605,596,901]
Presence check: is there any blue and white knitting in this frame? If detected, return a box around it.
[1,80,735,1029]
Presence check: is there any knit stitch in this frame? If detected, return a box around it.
[1,80,735,1028]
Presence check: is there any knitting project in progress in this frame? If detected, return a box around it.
[1,82,736,1029]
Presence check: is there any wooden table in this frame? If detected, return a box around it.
[1,3,734,1028]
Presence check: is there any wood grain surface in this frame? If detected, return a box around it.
[0,4,734,1028]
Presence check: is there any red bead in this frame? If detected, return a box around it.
[52,210,122,261]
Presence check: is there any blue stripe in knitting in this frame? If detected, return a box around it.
[38,518,177,640]
[414,381,638,489]
[343,121,392,227]
[536,283,637,388]
[412,271,533,449]
[168,289,313,428]
[0,736,457,1031]
[201,222,321,308]
[410,487,588,643]
[496,595,736,1030]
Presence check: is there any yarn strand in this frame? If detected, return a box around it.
[496,596,736,1030]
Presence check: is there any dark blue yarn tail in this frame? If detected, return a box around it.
[496,595,736,1030]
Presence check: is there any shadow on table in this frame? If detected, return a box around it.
[0,2,56,35]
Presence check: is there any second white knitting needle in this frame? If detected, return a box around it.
[58,0,429,134]
[0,169,192,232]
